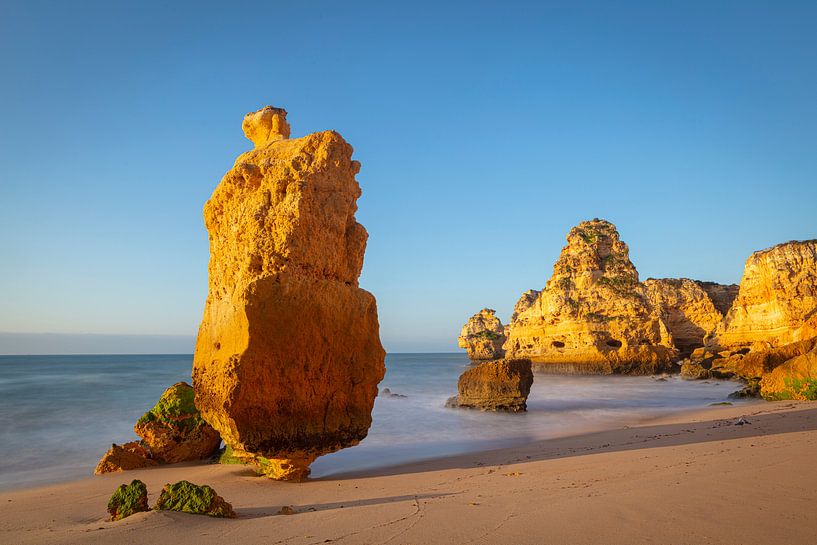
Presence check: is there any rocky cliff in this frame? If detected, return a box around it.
[711,240,817,350]
[192,106,385,481]
[504,219,675,374]
[457,308,506,360]
[644,278,728,357]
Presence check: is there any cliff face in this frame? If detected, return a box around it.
[192,106,385,481]
[711,240,817,350]
[504,219,675,374]
[644,278,727,357]
[457,308,506,360]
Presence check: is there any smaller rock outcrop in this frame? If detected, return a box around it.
[107,480,149,521]
[95,382,221,474]
[760,346,817,400]
[96,442,158,474]
[154,481,236,518]
[135,382,221,464]
[450,359,533,412]
[458,309,507,360]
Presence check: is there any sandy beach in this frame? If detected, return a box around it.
[3,400,816,545]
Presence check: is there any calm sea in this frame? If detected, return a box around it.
[0,353,742,491]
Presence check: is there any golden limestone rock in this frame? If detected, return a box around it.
[457,308,506,360]
[451,359,533,412]
[510,289,540,324]
[711,240,817,350]
[644,278,733,357]
[192,106,386,482]
[504,219,675,374]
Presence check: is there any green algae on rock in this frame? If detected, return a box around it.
[137,382,204,431]
[134,382,222,464]
[107,479,149,521]
[154,480,236,518]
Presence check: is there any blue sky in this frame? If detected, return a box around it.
[1,1,815,354]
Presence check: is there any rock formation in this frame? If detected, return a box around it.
[644,278,728,357]
[96,442,157,474]
[107,480,149,521]
[134,382,221,464]
[450,359,533,412]
[154,481,236,518]
[192,106,385,481]
[696,281,739,316]
[711,240,817,350]
[504,219,675,374]
[760,346,817,400]
[457,308,506,360]
[95,382,219,474]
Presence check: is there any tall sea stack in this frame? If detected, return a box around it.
[192,106,386,481]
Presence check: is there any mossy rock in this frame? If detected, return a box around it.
[136,382,204,433]
[763,377,817,401]
[107,479,149,521]
[154,480,236,518]
[218,445,275,477]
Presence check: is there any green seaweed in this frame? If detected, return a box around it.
[137,382,204,432]
[154,480,236,518]
[107,480,149,521]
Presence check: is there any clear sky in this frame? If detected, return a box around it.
[1,1,816,354]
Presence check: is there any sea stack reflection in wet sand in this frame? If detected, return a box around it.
[192,106,386,481]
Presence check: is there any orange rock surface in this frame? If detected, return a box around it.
[454,359,533,412]
[712,240,817,350]
[192,106,385,481]
[457,308,506,360]
[504,219,675,374]
[644,278,730,357]
[95,442,157,475]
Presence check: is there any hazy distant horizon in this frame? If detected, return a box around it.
[0,332,460,356]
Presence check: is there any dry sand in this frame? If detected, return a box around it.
[2,401,817,545]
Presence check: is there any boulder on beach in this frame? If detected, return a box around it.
[154,480,236,518]
[452,358,533,412]
[134,382,221,464]
[458,308,507,360]
[94,382,221,474]
[95,442,157,474]
[192,106,386,482]
[107,479,149,521]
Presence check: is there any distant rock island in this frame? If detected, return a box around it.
[459,219,817,397]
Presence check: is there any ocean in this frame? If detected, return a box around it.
[0,353,744,491]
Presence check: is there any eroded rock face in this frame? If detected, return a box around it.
[644,278,728,357]
[192,106,386,481]
[457,308,506,360]
[712,240,817,350]
[510,290,540,323]
[504,219,675,374]
[453,359,533,412]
